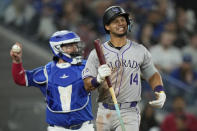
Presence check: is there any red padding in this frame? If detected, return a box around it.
[12,63,26,86]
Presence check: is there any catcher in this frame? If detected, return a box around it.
[10,30,94,131]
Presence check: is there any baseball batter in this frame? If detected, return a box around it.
[82,6,166,131]
[10,30,94,131]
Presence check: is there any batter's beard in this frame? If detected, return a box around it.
[112,30,127,37]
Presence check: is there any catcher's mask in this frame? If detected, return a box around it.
[49,30,83,64]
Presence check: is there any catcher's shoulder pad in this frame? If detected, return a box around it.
[33,68,47,84]
[81,59,86,66]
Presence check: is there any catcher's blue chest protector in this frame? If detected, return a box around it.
[45,61,90,112]
[28,61,93,126]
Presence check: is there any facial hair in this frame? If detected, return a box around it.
[111,29,127,37]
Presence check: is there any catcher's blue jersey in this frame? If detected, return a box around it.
[25,60,93,126]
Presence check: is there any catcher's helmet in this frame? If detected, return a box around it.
[49,30,83,64]
[103,6,131,33]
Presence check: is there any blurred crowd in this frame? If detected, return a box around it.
[1,0,197,130]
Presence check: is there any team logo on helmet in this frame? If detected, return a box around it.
[112,7,120,13]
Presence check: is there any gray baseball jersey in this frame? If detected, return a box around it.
[82,39,157,104]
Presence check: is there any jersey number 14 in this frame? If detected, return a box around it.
[130,73,138,85]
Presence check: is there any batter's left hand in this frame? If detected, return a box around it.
[149,91,166,108]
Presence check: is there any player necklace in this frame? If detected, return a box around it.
[108,41,122,50]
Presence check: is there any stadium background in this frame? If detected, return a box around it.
[0,0,197,131]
